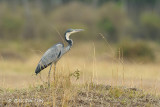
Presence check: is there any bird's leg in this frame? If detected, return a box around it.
[53,63,56,82]
[48,63,53,87]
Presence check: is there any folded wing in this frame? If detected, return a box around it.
[35,43,63,74]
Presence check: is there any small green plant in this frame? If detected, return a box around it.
[109,88,123,98]
[69,69,80,80]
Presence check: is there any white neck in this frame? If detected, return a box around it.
[65,32,71,41]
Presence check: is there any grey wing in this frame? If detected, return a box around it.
[35,43,63,74]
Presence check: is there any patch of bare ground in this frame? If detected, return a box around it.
[0,82,160,107]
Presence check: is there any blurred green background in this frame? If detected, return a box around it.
[0,0,160,62]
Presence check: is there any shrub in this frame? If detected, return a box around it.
[117,41,155,62]
[98,17,117,42]
[0,15,24,39]
[140,12,160,41]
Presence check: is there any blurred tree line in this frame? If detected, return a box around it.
[0,0,160,42]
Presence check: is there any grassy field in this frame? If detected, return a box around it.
[1,83,160,106]
[0,0,160,106]
[0,42,160,106]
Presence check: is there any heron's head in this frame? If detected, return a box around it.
[65,28,84,41]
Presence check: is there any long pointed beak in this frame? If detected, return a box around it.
[74,29,84,33]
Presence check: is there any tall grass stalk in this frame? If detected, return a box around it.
[154,79,157,95]
[140,75,143,89]
[83,63,85,84]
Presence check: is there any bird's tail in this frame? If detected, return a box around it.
[35,64,41,75]
[35,62,52,75]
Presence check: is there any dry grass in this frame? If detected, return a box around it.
[0,81,160,106]
[0,42,160,106]
[0,42,160,91]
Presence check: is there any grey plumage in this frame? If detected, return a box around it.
[35,43,72,74]
[35,29,84,84]
[35,43,64,74]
